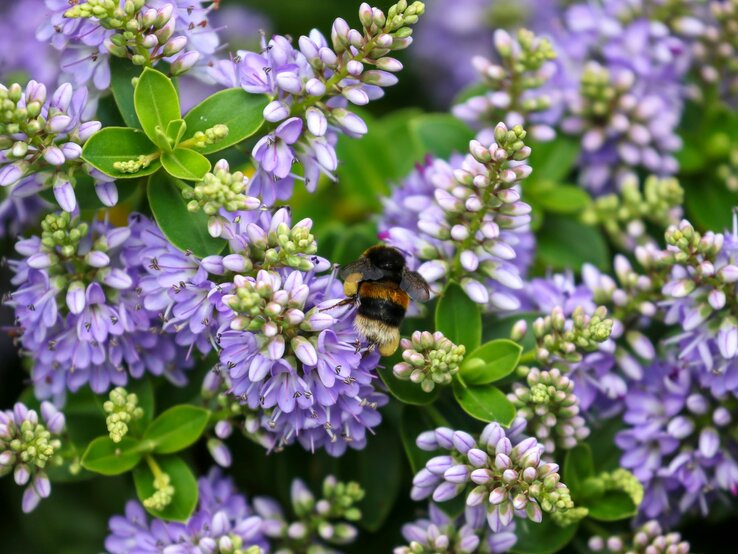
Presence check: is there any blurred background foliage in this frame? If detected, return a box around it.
[0,0,736,552]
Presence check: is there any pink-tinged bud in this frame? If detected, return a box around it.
[86,250,110,268]
[526,500,542,522]
[306,107,327,137]
[375,33,393,48]
[47,114,72,134]
[495,452,511,471]
[265,336,285,359]
[493,29,513,55]
[302,311,336,331]
[53,178,76,212]
[332,108,368,136]
[460,250,479,272]
[319,47,338,67]
[342,86,369,105]
[305,78,326,97]
[291,336,318,366]
[66,281,86,314]
[461,278,489,304]
[222,254,248,273]
[163,35,187,57]
[171,51,200,75]
[489,486,507,505]
[719,264,738,283]
[470,468,493,485]
[263,100,290,122]
[362,70,398,87]
[709,289,727,310]
[466,485,486,506]
[207,216,224,238]
[375,57,403,72]
[275,71,303,95]
[346,60,363,76]
[522,467,537,482]
[43,146,65,166]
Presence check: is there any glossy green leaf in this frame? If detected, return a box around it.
[451,381,515,425]
[564,443,596,498]
[378,365,440,406]
[183,88,268,154]
[147,171,226,258]
[409,113,474,159]
[133,455,198,522]
[380,108,424,178]
[586,490,638,522]
[511,517,578,554]
[527,137,580,183]
[110,56,141,128]
[161,148,211,181]
[81,436,142,476]
[684,179,737,232]
[459,338,522,385]
[134,67,180,146]
[81,127,161,179]
[400,406,438,474]
[531,184,590,214]
[142,405,210,454]
[435,282,482,351]
[537,214,609,271]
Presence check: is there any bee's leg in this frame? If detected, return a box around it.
[319,296,356,312]
[353,338,363,353]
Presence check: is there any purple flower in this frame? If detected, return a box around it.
[106,468,269,554]
[252,117,303,179]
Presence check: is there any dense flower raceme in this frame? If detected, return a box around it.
[126,204,386,456]
[379,123,534,309]
[39,0,221,93]
[106,470,363,553]
[615,360,738,524]
[551,1,690,192]
[0,402,65,513]
[6,212,190,399]
[411,422,575,536]
[395,502,517,554]
[411,0,562,105]
[0,79,106,234]
[209,1,425,204]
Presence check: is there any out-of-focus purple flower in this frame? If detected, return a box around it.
[0,402,64,513]
[106,468,269,554]
[379,124,535,310]
[616,360,738,523]
[0,0,59,84]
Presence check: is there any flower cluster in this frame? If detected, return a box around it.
[616,361,738,522]
[0,0,59,85]
[210,0,425,204]
[183,159,260,216]
[508,368,590,453]
[411,422,575,533]
[40,0,221,93]
[0,80,103,217]
[103,386,144,443]
[7,212,189,398]
[588,520,691,554]
[393,330,465,392]
[0,402,65,513]
[395,503,517,554]
[106,468,269,553]
[381,123,534,309]
[256,475,363,552]
[553,1,689,191]
[453,28,558,141]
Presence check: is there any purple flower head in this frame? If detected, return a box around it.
[0,401,65,513]
[6,213,191,398]
[106,468,269,553]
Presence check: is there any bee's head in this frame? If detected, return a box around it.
[366,245,406,273]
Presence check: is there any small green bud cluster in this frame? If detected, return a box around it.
[454,28,556,129]
[393,330,465,392]
[236,216,318,272]
[579,62,621,119]
[40,212,89,257]
[183,159,260,215]
[533,305,613,365]
[588,519,690,554]
[64,0,193,69]
[143,471,174,510]
[113,154,153,174]
[384,1,426,32]
[550,505,589,526]
[189,124,229,150]
[509,368,590,453]
[267,476,363,551]
[103,387,144,443]
[583,174,684,249]
[599,468,644,507]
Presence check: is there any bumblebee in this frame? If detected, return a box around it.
[339,245,430,356]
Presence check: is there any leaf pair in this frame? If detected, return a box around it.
[83,67,267,181]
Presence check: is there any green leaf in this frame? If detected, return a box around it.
[435,282,482,350]
[564,444,596,498]
[128,377,155,431]
[378,365,440,406]
[133,455,198,522]
[166,119,187,147]
[380,108,424,178]
[451,381,515,425]
[161,148,211,181]
[586,490,638,522]
[80,436,142,476]
[81,127,161,179]
[110,57,141,128]
[460,338,522,385]
[527,137,580,183]
[409,113,474,159]
[147,171,226,258]
[142,405,210,454]
[135,67,181,146]
[183,88,268,154]
[400,406,437,474]
[511,517,578,554]
[537,214,609,271]
[684,179,737,232]
[531,184,591,214]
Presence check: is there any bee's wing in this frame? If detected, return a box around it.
[339,257,384,281]
[401,269,431,302]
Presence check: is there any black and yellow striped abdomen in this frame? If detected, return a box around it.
[357,280,409,326]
